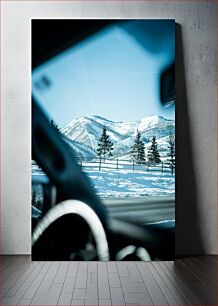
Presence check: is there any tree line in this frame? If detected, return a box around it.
[50,120,175,174]
[96,126,175,174]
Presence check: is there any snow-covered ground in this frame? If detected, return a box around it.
[84,168,175,199]
[32,159,175,199]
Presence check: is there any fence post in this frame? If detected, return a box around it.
[116,158,119,171]
[99,156,101,171]
[133,159,134,171]
[162,162,163,174]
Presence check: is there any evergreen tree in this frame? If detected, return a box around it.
[167,135,175,174]
[97,126,114,161]
[131,130,146,164]
[51,119,60,132]
[147,136,161,164]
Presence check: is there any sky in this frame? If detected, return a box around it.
[32,20,175,128]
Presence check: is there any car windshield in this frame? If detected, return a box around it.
[32,20,175,202]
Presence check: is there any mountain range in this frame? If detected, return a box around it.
[60,115,175,161]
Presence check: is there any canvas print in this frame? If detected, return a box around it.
[32,20,175,261]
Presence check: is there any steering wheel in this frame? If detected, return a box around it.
[32,200,109,261]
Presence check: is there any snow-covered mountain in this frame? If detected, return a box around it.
[61,115,175,160]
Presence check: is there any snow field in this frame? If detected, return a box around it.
[84,167,175,199]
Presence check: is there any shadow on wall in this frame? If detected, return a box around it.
[175,24,205,256]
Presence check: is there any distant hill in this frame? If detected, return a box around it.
[60,115,175,161]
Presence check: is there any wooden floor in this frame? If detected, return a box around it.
[0,256,217,305]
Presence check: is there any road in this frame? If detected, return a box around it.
[103,196,175,226]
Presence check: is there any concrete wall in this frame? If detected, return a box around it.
[1,1,217,255]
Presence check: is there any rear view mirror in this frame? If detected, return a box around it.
[160,62,175,107]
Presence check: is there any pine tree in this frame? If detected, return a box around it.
[147,136,161,164]
[131,130,146,164]
[97,126,114,161]
[167,135,175,174]
[51,119,60,132]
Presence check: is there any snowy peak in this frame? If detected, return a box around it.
[61,115,175,160]
[138,116,173,131]
[88,115,115,123]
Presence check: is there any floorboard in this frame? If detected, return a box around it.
[0,256,217,305]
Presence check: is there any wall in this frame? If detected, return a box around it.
[1,1,217,255]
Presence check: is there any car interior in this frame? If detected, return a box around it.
[31,20,175,261]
